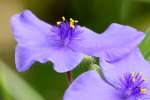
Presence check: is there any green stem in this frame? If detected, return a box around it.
[66,71,73,85]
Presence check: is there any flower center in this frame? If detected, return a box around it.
[56,17,78,46]
[118,72,147,99]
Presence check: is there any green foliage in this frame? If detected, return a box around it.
[0,61,45,100]
[120,0,133,22]
[137,0,150,3]
[22,63,67,100]
[140,28,150,61]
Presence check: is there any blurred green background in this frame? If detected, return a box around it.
[1,0,150,100]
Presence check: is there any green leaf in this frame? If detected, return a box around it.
[0,61,45,100]
[140,27,150,61]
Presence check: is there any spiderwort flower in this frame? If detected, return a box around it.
[11,10,144,72]
[64,49,150,100]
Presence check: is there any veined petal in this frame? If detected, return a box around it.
[100,49,150,87]
[11,10,55,46]
[15,45,49,72]
[70,23,144,63]
[48,47,84,73]
[64,70,120,100]
[69,26,101,55]
[99,23,144,62]
[16,45,84,73]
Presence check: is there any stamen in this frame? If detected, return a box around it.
[62,16,65,21]
[132,77,136,82]
[119,72,147,99]
[139,72,142,75]
[140,88,147,94]
[139,72,146,81]
[142,77,146,81]
[55,16,78,46]
[131,72,135,77]
[56,21,62,25]
[70,18,75,28]
[74,20,78,23]
[130,72,137,82]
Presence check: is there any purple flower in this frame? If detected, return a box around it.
[64,49,150,100]
[11,10,144,72]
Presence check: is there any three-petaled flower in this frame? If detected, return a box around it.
[64,49,150,100]
[11,10,144,73]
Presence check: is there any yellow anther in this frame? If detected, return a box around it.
[132,77,136,82]
[70,24,75,28]
[138,72,146,81]
[131,72,135,77]
[62,16,65,21]
[142,77,146,81]
[74,20,78,23]
[140,88,147,94]
[70,18,75,28]
[139,72,142,75]
[56,21,62,25]
[70,18,73,21]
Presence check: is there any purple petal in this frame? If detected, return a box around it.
[69,26,102,55]
[15,45,50,72]
[16,45,84,72]
[12,10,85,73]
[71,24,144,63]
[47,47,84,73]
[100,49,150,86]
[99,23,144,62]
[11,10,54,46]
[64,70,120,100]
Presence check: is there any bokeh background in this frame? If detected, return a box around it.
[1,0,150,100]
